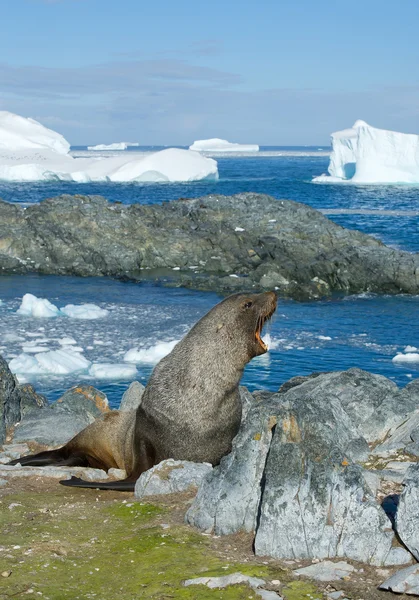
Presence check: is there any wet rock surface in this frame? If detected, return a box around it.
[1,193,419,299]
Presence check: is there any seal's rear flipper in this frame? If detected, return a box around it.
[9,449,89,468]
[59,476,136,492]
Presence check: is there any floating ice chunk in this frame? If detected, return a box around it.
[88,363,138,380]
[0,111,70,154]
[123,340,179,364]
[3,333,25,342]
[58,337,77,345]
[9,349,91,375]
[405,345,418,353]
[109,148,218,183]
[313,120,419,184]
[87,142,139,150]
[392,353,419,363]
[262,334,280,350]
[17,294,60,318]
[189,138,259,152]
[318,335,332,341]
[61,303,109,319]
[21,346,50,353]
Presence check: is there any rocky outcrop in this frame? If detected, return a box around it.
[135,459,212,498]
[0,357,47,444]
[187,369,418,566]
[396,464,419,561]
[1,193,418,299]
[119,381,145,411]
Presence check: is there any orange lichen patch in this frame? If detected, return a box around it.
[253,433,262,441]
[268,416,277,431]
[57,386,110,413]
[282,415,301,443]
[342,458,350,466]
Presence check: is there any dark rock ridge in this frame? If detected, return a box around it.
[1,193,418,299]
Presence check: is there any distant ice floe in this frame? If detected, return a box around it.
[189,138,259,152]
[87,142,140,151]
[313,120,419,184]
[123,340,179,364]
[392,346,419,364]
[60,304,109,320]
[16,294,109,320]
[88,363,138,380]
[0,112,218,183]
[17,294,60,318]
[9,348,91,375]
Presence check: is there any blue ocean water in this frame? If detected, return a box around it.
[0,148,418,408]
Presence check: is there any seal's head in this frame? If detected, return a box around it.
[185,291,277,371]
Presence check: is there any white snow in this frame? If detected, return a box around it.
[313,120,419,184]
[61,304,109,320]
[88,363,138,380]
[0,111,70,154]
[404,345,418,353]
[123,340,179,364]
[58,337,77,346]
[234,227,245,232]
[9,348,91,375]
[0,112,218,183]
[17,294,60,318]
[87,142,139,151]
[189,138,259,152]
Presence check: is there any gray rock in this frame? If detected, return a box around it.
[186,402,276,534]
[183,573,266,590]
[293,560,355,581]
[135,459,212,498]
[0,464,108,481]
[379,564,419,594]
[188,372,408,565]
[0,478,7,486]
[12,385,109,446]
[396,463,419,561]
[119,381,145,411]
[17,384,48,416]
[0,355,19,444]
[1,193,419,300]
[256,590,283,600]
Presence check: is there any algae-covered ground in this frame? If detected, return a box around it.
[0,477,400,600]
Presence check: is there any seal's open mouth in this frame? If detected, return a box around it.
[255,306,276,351]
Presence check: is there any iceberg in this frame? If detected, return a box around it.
[88,363,138,380]
[9,348,91,376]
[123,339,179,364]
[313,120,419,184]
[0,112,218,183]
[189,138,259,152]
[87,142,140,151]
[17,294,60,318]
[60,304,109,319]
[0,111,70,155]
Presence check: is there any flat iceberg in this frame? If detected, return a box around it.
[0,112,218,183]
[189,138,259,152]
[88,363,138,380]
[0,111,70,155]
[17,293,60,318]
[123,339,179,364]
[87,142,140,151]
[9,348,91,375]
[313,120,419,184]
[61,304,109,319]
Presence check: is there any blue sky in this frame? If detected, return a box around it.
[1,0,418,145]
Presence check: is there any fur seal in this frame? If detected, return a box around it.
[10,291,277,491]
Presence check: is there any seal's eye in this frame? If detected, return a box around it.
[243,301,253,309]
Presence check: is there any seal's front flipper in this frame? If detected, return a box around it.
[8,449,89,468]
[59,476,136,492]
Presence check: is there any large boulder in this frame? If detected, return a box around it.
[135,459,212,498]
[187,371,414,566]
[12,385,109,446]
[396,464,419,561]
[119,381,145,411]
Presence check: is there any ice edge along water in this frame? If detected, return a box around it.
[0,111,218,183]
[313,120,419,184]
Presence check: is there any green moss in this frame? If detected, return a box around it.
[0,491,275,599]
[282,580,324,600]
